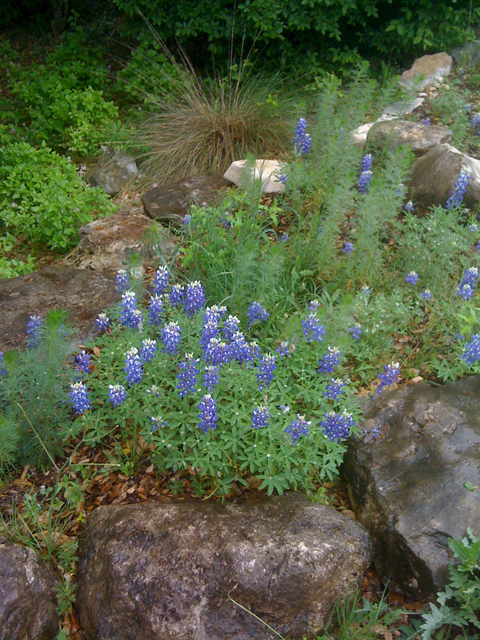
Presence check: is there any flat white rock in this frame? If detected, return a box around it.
[223,159,285,193]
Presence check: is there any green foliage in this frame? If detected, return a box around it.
[0,311,75,471]
[0,142,115,252]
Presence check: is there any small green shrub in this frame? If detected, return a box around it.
[0,142,115,252]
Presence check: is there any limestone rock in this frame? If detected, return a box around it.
[381,97,425,118]
[0,542,59,640]
[0,266,120,351]
[142,174,229,224]
[366,120,452,157]
[399,52,452,90]
[87,149,138,197]
[63,206,176,271]
[407,143,480,211]
[452,40,480,71]
[350,123,374,147]
[223,159,285,193]
[77,494,372,640]
[344,376,480,598]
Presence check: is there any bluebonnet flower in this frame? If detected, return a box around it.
[276,341,290,357]
[471,114,480,131]
[245,340,261,365]
[229,331,250,363]
[108,384,127,408]
[177,354,200,398]
[0,352,8,377]
[318,347,341,374]
[152,266,170,295]
[203,365,220,392]
[457,267,479,300]
[302,314,326,342]
[458,283,474,301]
[115,269,130,292]
[146,384,162,397]
[184,281,205,317]
[361,154,373,172]
[286,415,311,444]
[256,354,277,390]
[203,305,227,324]
[469,223,479,232]
[404,271,419,285]
[422,117,431,125]
[349,323,362,339]
[279,232,289,242]
[323,378,345,400]
[162,322,181,355]
[221,218,231,229]
[95,312,110,332]
[360,285,370,296]
[182,214,192,226]
[279,404,290,413]
[404,201,414,213]
[169,284,185,307]
[247,302,270,328]
[357,170,373,194]
[446,168,471,209]
[204,338,231,366]
[293,118,312,155]
[376,361,400,394]
[75,350,92,375]
[420,289,432,300]
[343,242,354,254]
[119,291,142,329]
[308,300,321,313]
[124,347,143,385]
[200,319,220,351]
[251,406,269,429]
[148,295,164,326]
[321,410,354,443]
[26,315,42,348]
[278,174,288,184]
[140,338,157,363]
[198,394,218,433]
[222,315,240,341]
[461,334,480,365]
[70,381,91,414]
[151,416,167,431]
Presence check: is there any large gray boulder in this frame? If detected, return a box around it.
[344,376,480,599]
[366,120,452,157]
[399,52,452,90]
[0,542,59,640]
[63,206,176,271]
[87,149,138,197]
[0,266,120,351]
[76,494,372,640]
[142,173,229,224]
[407,143,480,212]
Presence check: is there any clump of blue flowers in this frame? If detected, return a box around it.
[247,302,270,328]
[357,154,373,194]
[375,362,400,395]
[293,118,312,155]
[70,381,91,414]
[446,168,471,209]
[461,334,480,365]
[457,267,479,301]
[26,315,43,348]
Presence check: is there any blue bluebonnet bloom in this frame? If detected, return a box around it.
[321,410,354,443]
[286,415,311,444]
[278,174,288,184]
[276,341,290,357]
[446,168,471,209]
[279,233,289,242]
[124,347,143,385]
[251,406,269,429]
[360,285,370,297]
[108,384,127,408]
[140,338,157,363]
[169,284,185,307]
[95,312,110,332]
[420,289,432,300]
[184,281,205,317]
[221,218,231,229]
[469,224,478,232]
[198,394,218,433]
[146,384,162,397]
[318,347,341,374]
[279,404,290,413]
[0,352,8,377]
[203,305,227,324]
[404,271,419,285]
[223,315,241,341]
[229,331,250,363]
[357,170,373,194]
[256,354,277,390]
[151,415,168,431]
[361,154,373,172]
[457,267,479,300]
[162,322,182,355]
[203,365,220,391]
[343,242,354,254]
[293,118,312,155]
[119,291,142,329]
[177,354,200,398]
[75,350,92,375]
[204,338,231,366]
[26,315,42,348]
[458,283,474,301]
[461,334,480,365]
[182,214,192,226]
[302,314,326,342]
[152,266,170,295]
[308,300,321,313]
[70,381,91,414]
[349,323,362,339]
[422,117,431,125]
[245,340,261,365]
[404,201,414,213]
[471,114,480,131]
[247,302,270,328]
[200,319,220,351]
[323,378,345,400]
[376,361,400,394]
[115,269,130,292]
[148,295,164,326]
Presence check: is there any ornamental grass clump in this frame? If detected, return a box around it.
[70,274,360,496]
